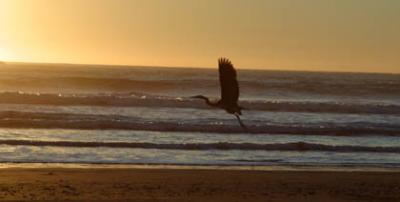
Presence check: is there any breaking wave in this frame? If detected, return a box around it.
[1,72,399,96]
[0,91,399,115]
[1,111,399,136]
[1,140,399,153]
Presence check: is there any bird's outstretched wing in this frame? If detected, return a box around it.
[218,58,239,106]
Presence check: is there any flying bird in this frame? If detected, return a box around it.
[191,58,246,129]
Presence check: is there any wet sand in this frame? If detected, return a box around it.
[0,167,399,201]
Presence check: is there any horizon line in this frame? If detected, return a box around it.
[1,60,398,75]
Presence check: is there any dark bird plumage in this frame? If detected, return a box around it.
[191,58,246,129]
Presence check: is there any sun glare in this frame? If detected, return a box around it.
[0,48,12,61]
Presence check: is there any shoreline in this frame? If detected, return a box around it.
[2,162,400,172]
[0,165,399,201]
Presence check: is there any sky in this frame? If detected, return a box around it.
[0,0,399,73]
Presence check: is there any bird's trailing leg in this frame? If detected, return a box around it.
[234,113,247,130]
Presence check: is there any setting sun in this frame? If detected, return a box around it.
[0,48,12,61]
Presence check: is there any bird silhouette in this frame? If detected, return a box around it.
[191,58,246,129]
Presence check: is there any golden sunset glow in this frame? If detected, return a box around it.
[0,48,7,60]
[0,0,399,73]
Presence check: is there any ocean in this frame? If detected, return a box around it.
[0,62,399,167]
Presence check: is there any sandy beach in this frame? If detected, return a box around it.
[0,166,399,201]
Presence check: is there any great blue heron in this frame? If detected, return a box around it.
[191,58,246,129]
